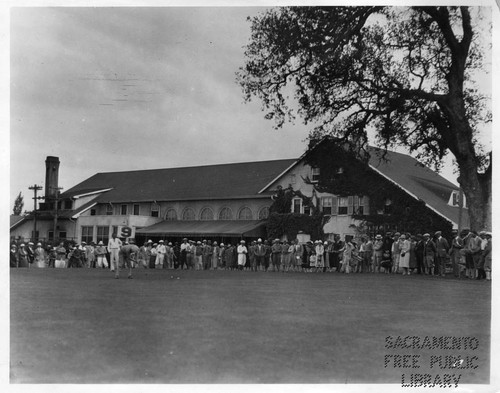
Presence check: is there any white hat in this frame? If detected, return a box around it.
[20,243,25,247]
[240,240,245,243]
[28,242,34,245]
[147,239,153,243]
[159,240,164,243]
[37,242,42,246]
[98,241,104,245]
[220,243,224,246]
[257,238,262,242]
[324,241,328,245]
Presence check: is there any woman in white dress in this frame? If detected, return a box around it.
[399,234,411,275]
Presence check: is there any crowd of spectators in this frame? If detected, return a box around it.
[10,228,492,280]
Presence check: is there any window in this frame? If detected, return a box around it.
[151,203,160,217]
[133,204,140,216]
[311,167,320,182]
[121,204,128,215]
[106,204,113,215]
[112,226,118,236]
[48,231,54,240]
[182,207,196,220]
[90,208,96,216]
[450,190,466,207]
[338,197,348,215]
[59,231,67,239]
[199,207,214,220]
[384,198,392,215]
[356,196,365,215]
[81,226,93,244]
[303,205,311,216]
[321,197,333,215]
[258,206,270,220]
[218,207,233,220]
[63,200,73,210]
[97,226,109,245]
[238,207,253,220]
[165,209,178,221]
[293,198,302,214]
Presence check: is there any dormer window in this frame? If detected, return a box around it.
[449,190,467,208]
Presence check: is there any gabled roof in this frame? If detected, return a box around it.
[10,215,25,229]
[367,147,466,227]
[61,159,297,204]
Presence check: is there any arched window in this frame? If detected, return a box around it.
[238,207,253,220]
[258,206,270,220]
[199,207,214,220]
[165,209,178,221]
[182,207,196,220]
[218,207,233,220]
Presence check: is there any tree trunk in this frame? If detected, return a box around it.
[456,160,491,231]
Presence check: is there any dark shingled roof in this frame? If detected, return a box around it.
[367,147,465,227]
[62,159,297,203]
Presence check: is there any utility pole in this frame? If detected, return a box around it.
[28,184,43,242]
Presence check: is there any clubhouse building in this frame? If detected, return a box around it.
[10,143,468,245]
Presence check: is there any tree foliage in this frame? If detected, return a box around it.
[238,6,491,230]
[13,192,24,216]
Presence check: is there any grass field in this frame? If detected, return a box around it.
[10,268,491,384]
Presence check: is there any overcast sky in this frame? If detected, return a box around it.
[9,5,493,211]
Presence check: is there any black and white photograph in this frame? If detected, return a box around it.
[5,0,498,391]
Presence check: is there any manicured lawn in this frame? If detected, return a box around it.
[10,268,490,384]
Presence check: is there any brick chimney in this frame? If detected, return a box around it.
[45,156,60,200]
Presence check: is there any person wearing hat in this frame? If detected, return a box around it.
[373,235,384,273]
[254,238,266,272]
[434,231,450,277]
[398,234,411,275]
[477,231,488,280]
[224,242,236,270]
[115,238,139,279]
[195,241,203,270]
[211,241,221,270]
[219,243,226,269]
[314,240,325,273]
[10,244,18,268]
[179,238,189,269]
[186,240,195,270]
[166,241,175,269]
[84,241,96,268]
[449,229,464,278]
[107,233,122,272]
[17,244,29,268]
[26,242,35,266]
[95,241,109,268]
[391,233,401,274]
[271,239,282,272]
[34,242,47,268]
[422,233,436,275]
[136,241,149,269]
[236,240,248,270]
[155,240,166,269]
[483,232,492,281]
[54,241,67,268]
[382,233,394,273]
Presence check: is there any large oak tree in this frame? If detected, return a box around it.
[237,6,491,231]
